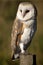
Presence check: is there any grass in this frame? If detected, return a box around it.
[38,35,43,53]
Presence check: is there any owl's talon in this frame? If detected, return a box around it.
[21,50,25,54]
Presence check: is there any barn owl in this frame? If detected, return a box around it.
[11,2,37,60]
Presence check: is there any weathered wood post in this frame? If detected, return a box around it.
[7,54,36,65]
[20,54,36,65]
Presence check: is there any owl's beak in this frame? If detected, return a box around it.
[22,12,25,18]
[23,14,25,18]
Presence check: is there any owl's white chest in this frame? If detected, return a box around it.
[21,27,31,43]
[20,20,34,44]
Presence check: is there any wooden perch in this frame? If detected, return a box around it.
[20,54,36,65]
[7,54,36,65]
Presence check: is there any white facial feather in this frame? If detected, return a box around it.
[17,2,35,21]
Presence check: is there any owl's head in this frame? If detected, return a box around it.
[17,2,37,21]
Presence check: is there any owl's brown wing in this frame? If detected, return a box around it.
[11,19,19,48]
[11,19,23,59]
[11,18,23,49]
[16,20,23,46]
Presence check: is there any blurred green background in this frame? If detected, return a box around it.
[0,0,43,65]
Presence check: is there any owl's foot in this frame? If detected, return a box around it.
[11,54,20,61]
[19,43,25,54]
[21,50,25,54]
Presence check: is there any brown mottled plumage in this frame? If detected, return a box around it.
[11,18,23,58]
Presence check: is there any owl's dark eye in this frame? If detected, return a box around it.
[20,10,22,12]
[25,10,30,13]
